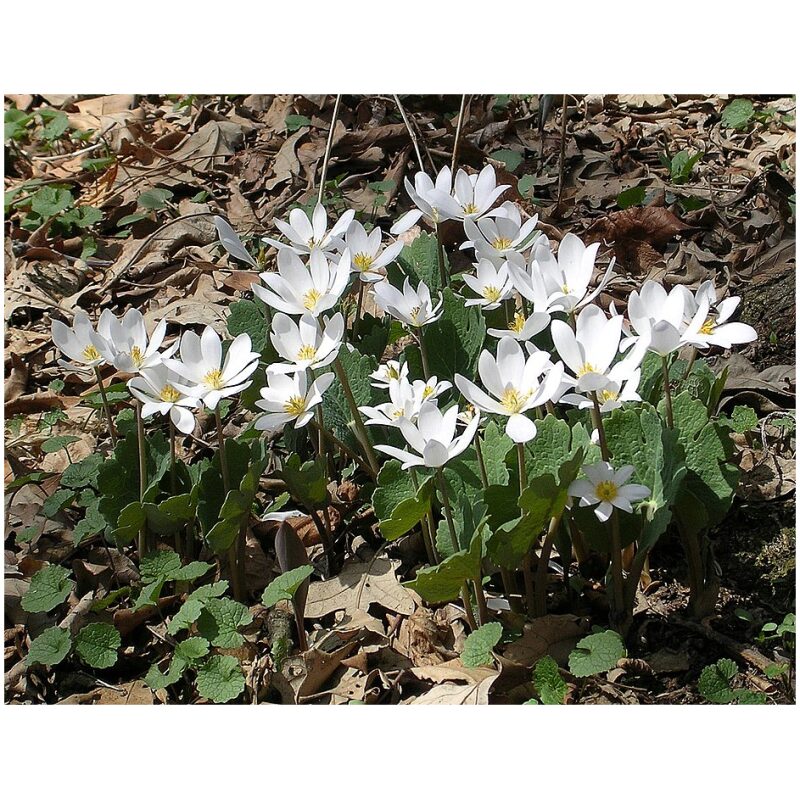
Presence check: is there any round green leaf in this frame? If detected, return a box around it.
[21,564,74,613]
[27,626,72,667]
[74,622,121,669]
[196,655,245,703]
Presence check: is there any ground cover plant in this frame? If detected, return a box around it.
[4,93,795,704]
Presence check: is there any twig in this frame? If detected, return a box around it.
[392,94,426,173]
[318,94,342,205]
[31,141,107,162]
[450,94,468,177]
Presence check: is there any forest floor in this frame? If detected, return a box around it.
[4,93,796,704]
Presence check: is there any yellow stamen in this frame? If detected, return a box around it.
[302,288,322,311]
[387,365,400,380]
[422,385,434,398]
[462,202,480,215]
[492,237,513,250]
[595,480,618,502]
[353,252,374,272]
[509,312,526,334]
[392,408,405,418]
[598,388,619,404]
[296,344,317,361]
[160,384,181,403]
[283,395,307,416]
[576,362,597,378]
[203,369,225,390]
[130,345,144,368]
[500,387,530,414]
[482,285,502,303]
[561,283,570,294]
[409,306,421,324]
[82,344,100,362]
[699,318,715,335]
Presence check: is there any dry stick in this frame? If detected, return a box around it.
[556,94,569,207]
[312,407,333,546]
[517,442,536,614]
[135,401,148,560]
[590,393,624,622]
[317,94,342,205]
[392,94,426,173]
[450,94,468,178]
[215,407,244,603]
[662,356,675,428]
[435,467,480,630]
[332,356,381,476]
[93,367,117,446]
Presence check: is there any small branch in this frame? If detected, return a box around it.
[318,94,342,205]
[450,94,468,177]
[392,94,425,173]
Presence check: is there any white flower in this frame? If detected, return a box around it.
[374,402,481,470]
[487,310,551,342]
[345,221,403,283]
[461,259,514,310]
[254,369,335,432]
[679,281,757,350]
[268,312,344,374]
[568,461,650,522]
[166,327,260,411]
[128,363,199,434]
[536,233,615,312]
[551,305,647,394]
[560,365,642,413]
[263,203,355,256]
[390,166,455,235]
[373,277,443,328]
[359,375,451,428]
[455,337,564,443]
[370,359,408,388]
[253,248,350,317]
[461,202,539,262]
[97,308,177,373]
[51,310,113,373]
[214,215,258,268]
[412,376,451,404]
[428,165,510,222]
[626,281,687,356]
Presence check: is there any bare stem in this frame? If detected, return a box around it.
[450,94,468,177]
[681,348,698,383]
[135,401,148,559]
[309,417,375,480]
[434,224,447,286]
[317,94,342,205]
[333,356,381,476]
[215,407,244,602]
[410,470,438,565]
[661,356,674,428]
[93,366,117,446]
[392,94,425,173]
[352,280,365,341]
[590,393,610,461]
[534,513,564,617]
[417,330,432,381]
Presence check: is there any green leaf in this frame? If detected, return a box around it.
[721,98,755,130]
[518,174,535,200]
[393,231,446,292]
[490,148,523,172]
[372,461,433,541]
[144,659,186,690]
[285,114,312,132]
[569,630,626,677]
[196,598,253,648]
[522,414,574,481]
[41,435,80,454]
[73,500,107,547]
[480,421,513,485]
[196,654,245,703]
[30,185,73,217]
[435,496,487,560]
[405,530,482,603]
[42,488,76,518]
[227,299,269,354]
[138,188,173,210]
[26,626,72,667]
[533,655,568,704]
[698,658,738,703]
[21,564,74,612]
[73,622,121,669]
[196,438,251,539]
[730,405,758,434]
[172,561,213,582]
[261,565,314,608]
[617,185,646,209]
[60,453,103,489]
[166,581,229,635]
[278,453,329,510]
[461,622,503,668]
[174,636,210,663]
[140,551,182,584]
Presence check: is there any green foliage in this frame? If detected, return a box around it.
[533,655,568,704]
[518,174,535,201]
[166,581,229,636]
[138,188,174,210]
[196,654,245,703]
[227,299,269,354]
[664,150,701,184]
[135,552,213,610]
[568,630,626,677]
[73,622,121,669]
[196,598,253,648]
[730,405,758,433]
[41,435,80,454]
[22,564,74,613]
[435,497,487,560]
[393,231,445,292]
[261,565,314,608]
[698,658,766,704]
[60,453,103,489]
[372,461,433,541]
[461,622,503,668]
[42,488,76,518]
[278,452,328,512]
[617,185,646,209]
[405,529,482,603]
[285,114,312,132]
[490,148,523,172]
[722,98,755,131]
[30,185,73,217]
[26,626,72,667]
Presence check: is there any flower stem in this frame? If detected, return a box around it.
[417,331,432,381]
[309,417,376,480]
[169,419,181,558]
[93,366,117,446]
[317,94,341,205]
[215,407,244,602]
[333,356,381,476]
[450,94,468,177]
[533,512,564,617]
[410,470,438,565]
[517,441,537,614]
[435,224,447,286]
[352,281,365,341]
[135,400,148,559]
[661,356,674,428]
[472,432,489,495]
[681,347,697,383]
[590,393,610,461]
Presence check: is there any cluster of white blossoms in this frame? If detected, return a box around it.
[52,163,757,525]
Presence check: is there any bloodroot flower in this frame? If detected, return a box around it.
[98,308,177,373]
[373,277,443,328]
[679,281,757,350]
[128,364,199,434]
[345,221,403,283]
[269,312,344,374]
[51,310,113,373]
[166,327,260,411]
[254,369,335,432]
[263,203,355,256]
[568,461,650,522]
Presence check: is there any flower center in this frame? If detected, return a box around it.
[408,305,421,324]
[576,362,597,377]
[462,202,480,215]
[203,369,225,389]
[283,395,307,416]
[595,480,618,502]
[422,385,434,398]
[296,344,317,361]
[353,252,374,272]
[303,288,322,311]
[561,283,570,294]
[82,344,101,362]
[387,365,400,380]
[598,388,619,404]
[392,408,405,418]
[130,345,144,367]
[160,384,181,403]
[509,312,526,334]
[482,285,502,303]
[500,387,529,414]
[493,237,514,250]
[699,317,716,335]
